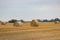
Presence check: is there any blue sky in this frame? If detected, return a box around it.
[0,0,60,21]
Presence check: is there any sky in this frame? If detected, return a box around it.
[0,0,60,21]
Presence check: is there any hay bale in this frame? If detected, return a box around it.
[31,19,39,27]
[13,22,23,27]
[54,21,59,24]
[1,22,7,25]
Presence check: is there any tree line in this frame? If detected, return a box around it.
[0,18,60,23]
[37,18,60,22]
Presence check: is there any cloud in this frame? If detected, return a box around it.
[32,4,60,13]
[0,0,60,21]
[0,0,59,5]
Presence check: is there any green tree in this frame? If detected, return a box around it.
[54,18,60,21]
[8,19,17,23]
[20,19,24,22]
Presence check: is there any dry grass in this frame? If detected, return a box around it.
[0,22,60,32]
[0,22,60,40]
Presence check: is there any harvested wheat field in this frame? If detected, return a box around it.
[0,22,60,40]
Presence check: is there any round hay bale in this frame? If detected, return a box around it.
[54,21,59,24]
[13,22,23,27]
[1,22,7,25]
[31,19,39,27]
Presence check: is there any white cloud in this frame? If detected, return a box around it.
[32,5,60,13]
[32,6,48,11]
[0,0,60,21]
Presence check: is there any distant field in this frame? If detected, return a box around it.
[0,22,60,32]
[0,22,60,40]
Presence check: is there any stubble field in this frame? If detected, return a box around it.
[0,22,60,40]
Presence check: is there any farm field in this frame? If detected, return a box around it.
[0,22,60,40]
